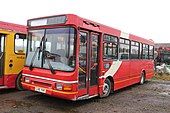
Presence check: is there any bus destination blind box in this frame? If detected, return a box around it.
[28,15,67,27]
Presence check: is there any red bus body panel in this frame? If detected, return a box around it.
[0,21,27,33]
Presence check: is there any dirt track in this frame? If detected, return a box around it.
[0,79,170,113]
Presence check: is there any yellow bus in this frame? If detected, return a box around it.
[0,21,27,90]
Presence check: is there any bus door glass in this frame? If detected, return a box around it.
[78,32,88,96]
[90,33,98,86]
[78,31,99,97]
[0,34,5,77]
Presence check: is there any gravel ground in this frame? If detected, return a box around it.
[0,79,170,113]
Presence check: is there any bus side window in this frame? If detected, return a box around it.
[0,35,5,52]
[130,41,139,59]
[15,33,27,54]
[142,44,149,59]
[149,45,154,59]
[119,38,130,60]
[103,34,118,61]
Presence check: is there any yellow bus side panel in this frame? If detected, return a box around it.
[3,31,25,75]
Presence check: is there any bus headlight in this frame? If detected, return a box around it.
[56,84,62,90]
[24,77,30,83]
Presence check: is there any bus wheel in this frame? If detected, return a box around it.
[16,72,24,90]
[139,72,145,85]
[100,79,111,98]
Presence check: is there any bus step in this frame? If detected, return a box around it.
[78,94,98,100]
[78,94,89,100]
[0,86,8,89]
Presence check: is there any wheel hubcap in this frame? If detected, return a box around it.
[103,83,109,96]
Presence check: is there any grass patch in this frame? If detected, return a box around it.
[152,74,170,81]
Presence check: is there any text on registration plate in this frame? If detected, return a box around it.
[35,87,46,93]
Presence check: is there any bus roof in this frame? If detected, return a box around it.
[0,21,27,33]
[27,14,154,45]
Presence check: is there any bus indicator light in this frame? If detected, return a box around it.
[63,84,72,91]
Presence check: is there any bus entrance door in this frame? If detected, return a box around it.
[78,31,99,99]
[0,34,5,85]
[89,33,99,96]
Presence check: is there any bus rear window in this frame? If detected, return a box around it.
[15,33,27,54]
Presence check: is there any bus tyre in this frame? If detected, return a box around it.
[139,72,145,85]
[100,79,111,98]
[16,73,24,90]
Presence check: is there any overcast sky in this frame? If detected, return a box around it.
[0,0,169,43]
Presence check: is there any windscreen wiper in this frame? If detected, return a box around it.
[29,47,40,71]
[44,50,56,74]
[38,36,45,60]
[29,36,45,71]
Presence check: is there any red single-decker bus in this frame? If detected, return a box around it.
[21,14,155,100]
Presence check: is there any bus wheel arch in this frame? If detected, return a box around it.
[16,72,24,90]
[140,70,146,85]
[100,76,113,98]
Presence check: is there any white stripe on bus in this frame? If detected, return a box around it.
[22,73,78,84]
[100,61,122,79]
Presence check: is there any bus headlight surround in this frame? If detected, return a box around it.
[56,84,63,90]
[24,77,30,83]
[55,83,72,91]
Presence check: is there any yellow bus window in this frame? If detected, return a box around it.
[15,33,27,54]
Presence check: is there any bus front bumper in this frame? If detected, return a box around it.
[22,82,78,101]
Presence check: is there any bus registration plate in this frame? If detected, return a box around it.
[35,87,46,93]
